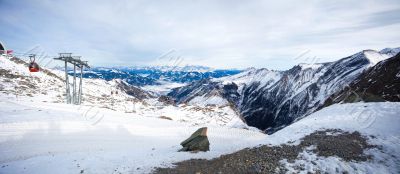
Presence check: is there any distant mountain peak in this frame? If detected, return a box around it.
[297,63,324,70]
[379,47,400,55]
[362,49,392,65]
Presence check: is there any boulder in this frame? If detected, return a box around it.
[179,127,210,152]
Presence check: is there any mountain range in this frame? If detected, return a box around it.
[75,65,242,86]
[167,48,400,133]
[60,47,400,134]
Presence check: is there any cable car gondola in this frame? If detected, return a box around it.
[28,54,40,72]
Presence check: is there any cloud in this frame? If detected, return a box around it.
[0,0,399,70]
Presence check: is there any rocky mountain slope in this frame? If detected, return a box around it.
[324,52,400,106]
[168,48,400,133]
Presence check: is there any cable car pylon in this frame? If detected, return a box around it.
[54,53,90,105]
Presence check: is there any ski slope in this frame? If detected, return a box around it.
[0,95,399,173]
[0,97,266,174]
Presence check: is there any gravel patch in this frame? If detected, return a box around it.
[153,129,377,174]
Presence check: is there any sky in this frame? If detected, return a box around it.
[0,0,399,70]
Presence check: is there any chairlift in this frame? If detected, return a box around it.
[28,54,40,72]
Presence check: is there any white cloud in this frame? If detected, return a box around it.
[0,0,399,69]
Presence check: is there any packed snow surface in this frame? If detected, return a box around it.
[0,95,399,174]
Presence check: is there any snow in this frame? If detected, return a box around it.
[363,50,392,66]
[1,55,399,173]
[267,102,400,174]
[0,98,266,174]
[379,47,400,57]
[267,102,400,145]
[298,63,323,70]
[130,65,215,73]
[281,147,394,174]
[0,55,245,128]
[214,68,282,92]
[1,97,398,174]
[188,95,229,106]
[141,81,186,95]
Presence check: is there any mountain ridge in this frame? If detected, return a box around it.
[167,47,400,133]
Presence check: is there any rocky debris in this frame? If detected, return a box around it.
[0,68,25,79]
[154,129,377,174]
[299,129,376,162]
[159,116,173,120]
[9,56,63,81]
[179,127,210,152]
[158,95,176,105]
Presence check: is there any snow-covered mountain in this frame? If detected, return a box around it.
[168,48,400,133]
[324,51,400,105]
[0,55,248,128]
[1,49,400,174]
[77,66,242,86]
[120,65,216,72]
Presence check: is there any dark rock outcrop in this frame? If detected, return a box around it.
[115,79,154,99]
[158,95,176,105]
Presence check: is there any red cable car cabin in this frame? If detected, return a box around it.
[29,62,40,72]
[28,54,40,72]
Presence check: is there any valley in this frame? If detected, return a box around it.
[0,47,399,173]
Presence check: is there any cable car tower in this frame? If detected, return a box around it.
[54,53,90,105]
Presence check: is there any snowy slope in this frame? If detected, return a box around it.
[0,97,398,173]
[363,49,393,65]
[214,68,282,92]
[266,102,400,174]
[0,98,265,174]
[0,55,248,128]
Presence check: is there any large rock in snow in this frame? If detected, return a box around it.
[179,127,210,152]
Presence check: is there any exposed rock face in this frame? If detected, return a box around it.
[239,51,372,133]
[179,127,210,152]
[168,48,400,134]
[158,95,176,105]
[168,79,241,106]
[115,79,154,99]
[169,79,217,103]
[323,53,400,106]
